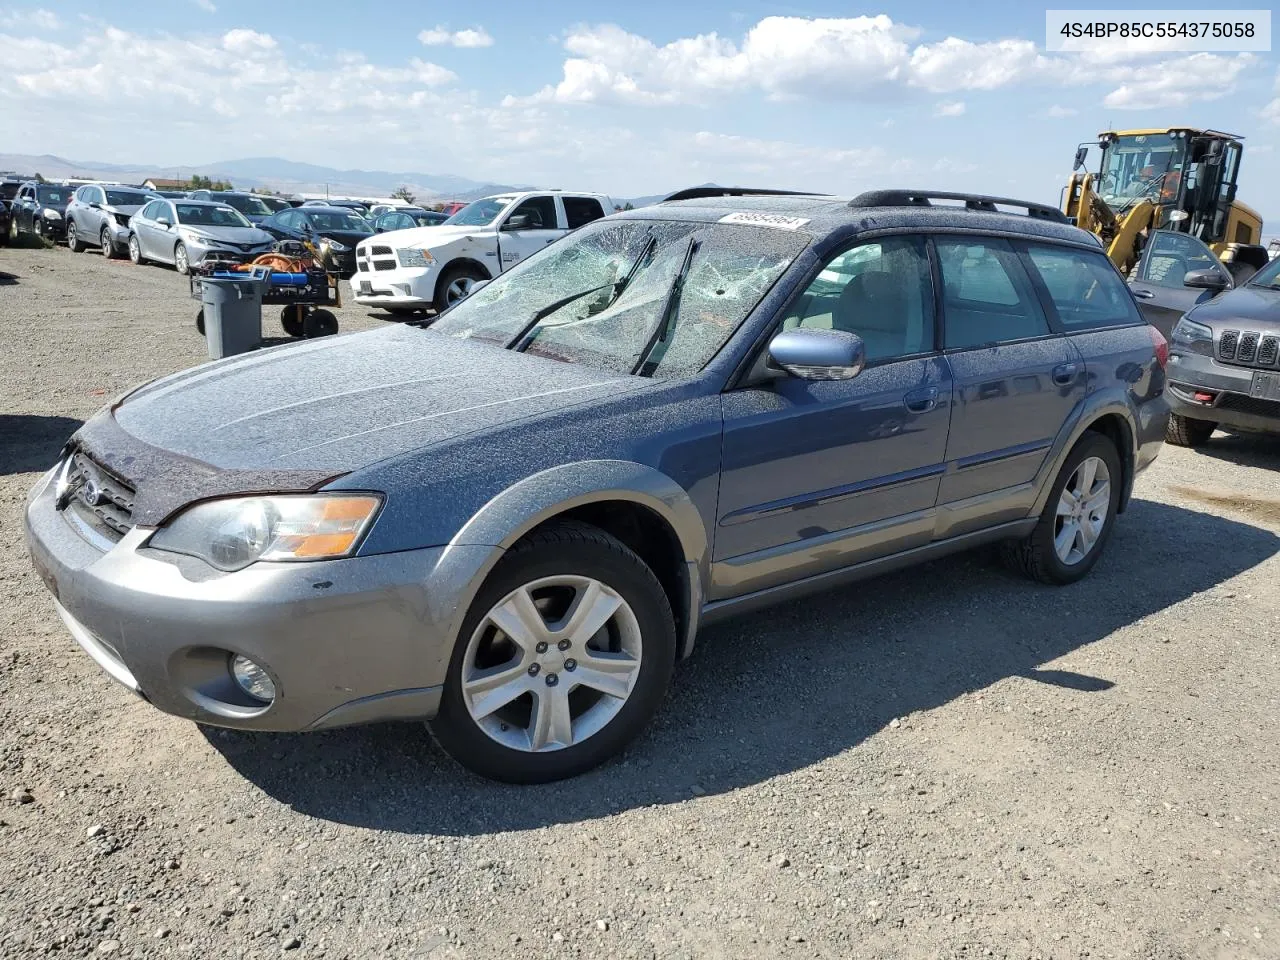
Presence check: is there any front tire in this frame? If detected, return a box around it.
[1166,414,1215,448]
[281,305,305,338]
[67,222,84,253]
[174,241,190,275]
[101,227,120,259]
[430,521,676,783]
[433,263,486,314]
[1001,432,1122,585]
[128,235,145,265]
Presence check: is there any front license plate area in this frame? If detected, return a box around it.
[1249,371,1280,402]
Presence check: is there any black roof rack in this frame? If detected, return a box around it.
[662,186,829,203]
[849,190,1068,223]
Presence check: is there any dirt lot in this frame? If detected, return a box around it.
[1,243,1278,960]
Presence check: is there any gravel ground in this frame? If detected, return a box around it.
[1,244,1278,960]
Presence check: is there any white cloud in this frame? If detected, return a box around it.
[1102,53,1254,109]
[418,26,494,48]
[515,15,1262,113]
[1046,104,1077,118]
[221,28,275,54]
[193,0,216,12]
[1,7,62,29]
[1263,68,1280,125]
[934,100,965,117]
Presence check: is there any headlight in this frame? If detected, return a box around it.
[1171,316,1213,352]
[148,494,382,572]
[42,209,62,220]
[397,247,435,268]
[323,238,350,253]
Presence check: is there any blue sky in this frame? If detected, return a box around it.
[1,1,1277,216]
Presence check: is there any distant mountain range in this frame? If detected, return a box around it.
[0,153,533,203]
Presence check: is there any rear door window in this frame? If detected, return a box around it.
[1022,244,1142,330]
[563,196,606,229]
[935,238,1051,348]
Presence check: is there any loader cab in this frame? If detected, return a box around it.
[1095,129,1243,245]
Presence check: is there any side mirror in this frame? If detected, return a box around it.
[767,328,866,381]
[503,213,533,231]
[1073,146,1089,171]
[1183,269,1228,291]
[156,215,172,227]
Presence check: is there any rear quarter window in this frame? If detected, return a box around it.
[1023,244,1142,331]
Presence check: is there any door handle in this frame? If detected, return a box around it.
[1131,289,1155,299]
[903,386,939,413]
[1052,362,1079,386]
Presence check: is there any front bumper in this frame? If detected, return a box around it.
[186,237,273,266]
[23,467,484,732]
[351,265,436,308]
[1166,349,1280,435]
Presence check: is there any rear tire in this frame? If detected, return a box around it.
[67,222,84,253]
[302,308,338,338]
[1166,414,1215,448]
[430,521,676,783]
[1001,432,1122,585]
[128,235,145,265]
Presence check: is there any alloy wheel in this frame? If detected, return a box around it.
[174,243,188,274]
[446,276,476,305]
[461,575,643,753]
[129,236,141,264]
[1054,455,1111,566]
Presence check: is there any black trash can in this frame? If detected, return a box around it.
[200,274,265,360]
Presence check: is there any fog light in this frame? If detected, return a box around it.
[230,655,276,703]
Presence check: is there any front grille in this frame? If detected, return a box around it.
[1218,330,1239,360]
[1217,393,1280,419]
[1216,329,1280,369]
[1258,336,1279,367]
[1237,332,1259,363]
[374,261,395,271]
[371,246,392,256]
[61,452,135,543]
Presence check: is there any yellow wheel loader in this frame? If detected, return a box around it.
[1062,128,1268,281]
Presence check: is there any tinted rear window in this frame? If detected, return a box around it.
[105,190,149,206]
[1023,244,1142,330]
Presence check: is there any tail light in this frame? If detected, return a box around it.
[1147,325,1168,369]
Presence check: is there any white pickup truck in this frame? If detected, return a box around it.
[350,190,613,314]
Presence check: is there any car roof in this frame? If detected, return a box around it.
[614,192,1098,248]
[299,205,361,214]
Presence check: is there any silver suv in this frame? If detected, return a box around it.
[65,184,155,258]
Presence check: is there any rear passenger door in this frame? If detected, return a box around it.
[935,236,1086,521]
[561,195,606,231]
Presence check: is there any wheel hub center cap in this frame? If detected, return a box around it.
[538,649,567,673]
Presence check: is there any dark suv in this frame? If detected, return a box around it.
[8,181,72,242]
[26,189,1168,783]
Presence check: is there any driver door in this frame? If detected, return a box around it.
[1129,230,1231,337]
[496,196,561,272]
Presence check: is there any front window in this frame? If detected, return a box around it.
[1097,134,1187,209]
[175,204,252,228]
[36,186,69,205]
[445,196,515,227]
[218,194,272,217]
[430,218,806,378]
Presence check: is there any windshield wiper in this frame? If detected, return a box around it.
[632,236,698,378]
[509,233,658,351]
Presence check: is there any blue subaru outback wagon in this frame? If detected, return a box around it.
[26,188,1168,782]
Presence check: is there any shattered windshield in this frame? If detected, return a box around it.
[1097,134,1186,210]
[430,218,807,378]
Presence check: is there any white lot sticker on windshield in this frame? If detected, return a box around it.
[718,211,811,231]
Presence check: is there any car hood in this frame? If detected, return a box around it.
[178,224,273,245]
[1189,283,1280,334]
[112,325,645,472]
[363,224,486,249]
[315,230,372,248]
